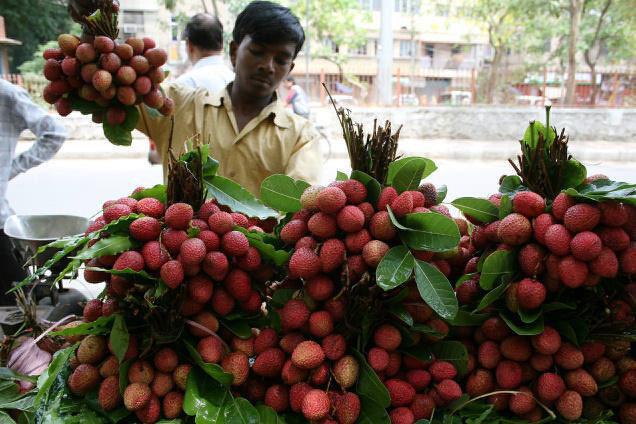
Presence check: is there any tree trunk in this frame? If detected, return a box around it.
[485,47,502,104]
[565,0,584,105]
[589,64,598,105]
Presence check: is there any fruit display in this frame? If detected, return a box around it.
[42,0,173,145]
[2,105,636,423]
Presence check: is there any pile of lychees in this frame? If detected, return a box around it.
[455,314,636,422]
[62,325,189,422]
[43,32,173,126]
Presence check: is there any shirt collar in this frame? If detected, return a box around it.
[205,85,292,129]
[192,54,225,69]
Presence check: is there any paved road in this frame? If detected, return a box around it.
[7,156,635,219]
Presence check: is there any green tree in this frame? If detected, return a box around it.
[0,0,73,72]
[580,0,636,104]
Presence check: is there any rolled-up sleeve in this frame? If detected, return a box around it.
[285,121,324,185]
[9,89,67,180]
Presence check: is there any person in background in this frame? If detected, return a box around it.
[137,1,322,196]
[284,76,310,118]
[0,79,66,300]
[175,13,234,93]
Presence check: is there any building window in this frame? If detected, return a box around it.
[395,0,408,12]
[122,10,145,37]
[424,43,435,58]
[325,38,339,54]
[399,40,414,57]
[354,42,368,56]
[170,16,179,41]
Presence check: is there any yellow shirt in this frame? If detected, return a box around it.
[136,84,323,196]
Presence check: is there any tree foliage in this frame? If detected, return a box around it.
[0,0,73,72]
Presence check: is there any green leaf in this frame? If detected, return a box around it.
[121,105,140,132]
[119,360,132,394]
[387,157,437,193]
[350,171,382,205]
[523,121,555,149]
[414,260,458,320]
[51,315,115,337]
[184,340,233,386]
[69,95,102,114]
[562,159,587,190]
[109,314,129,363]
[256,405,285,423]
[234,227,290,267]
[224,397,260,424]
[479,250,516,290]
[205,175,277,219]
[387,303,414,327]
[0,367,37,383]
[352,350,390,408]
[220,318,253,339]
[270,289,297,309]
[357,394,391,424]
[376,246,414,290]
[518,307,542,324]
[410,324,444,337]
[431,341,469,374]
[499,175,524,195]
[542,302,576,313]
[499,195,513,219]
[35,345,77,406]
[449,309,489,326]
[73,236,137,260]
[130,184,167,203]
[103,120,133,146]
[553,320,589,346]
[260,174,310,213]
[183,367,230,421]
[401,344,434,362]
[475,282,510,312]
[86,266,158,283]
[336,171,348,181]
[451,197,499,223]
[394,210,460,253]
[500,311,544,336]
[436,184,448,203]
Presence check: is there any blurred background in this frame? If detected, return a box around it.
[0,0,634,218]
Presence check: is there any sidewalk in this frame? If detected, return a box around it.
[16,111,636,163]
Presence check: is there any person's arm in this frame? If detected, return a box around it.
[285,121,323,185]
[284,87,297,106]
[9,87,67,180]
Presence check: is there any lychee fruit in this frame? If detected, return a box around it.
[377,187,398,211]
[224,268,252,301]
[165,203,193,230]
[495,360,522,389]
[208,211,234,234]
[390,192,414,218]
[210,287,235,316]
[436,379,463,403]
[531,326,561,355]
[68,364,101,395]
[565,368,597,397]
[337,205,365,232]
[307,212,338,239]
[518,243,546,277]
[498,213,532,245]
[590,247,619,277]
[556,390,582,421]
[253,348,286,377]
[83,299,103,323]
[333,355,359,389]
[317,187,346,213]
[600,201,628,226]
[564,203,601,233]
[373,324,402,351]
[558,256,589,288]
[509,386,536,416]
[77,335,107,364]
[389,407,415,424]
[620,369,636,397]
[123,382,152,411]
[129,217,161,242]
[370,211,397,241]
[280,219,307,245]
[362,239,389,268]
[128,360,154,385]
[221,230,249,256]
[597,226,630,252]
[534,213,556,245]
[552,193,576,221]
[301,389,330,420]
[319,239,346,273]
[162,391,184,419]
[98,375,121,411]
[386,379,416,406]
[150,372,173,397]
[555,343,585,370]
[289,247,321,279]
[221,351,249,386]
[202,251,229,281]
[515,278,546,309]
[513,191,545,218]
[197,335,224,364]
[292,341,325,370]
[478,341,501,369]
[570,231,603,261]
[160,260,184,289]
[545,224,572,255]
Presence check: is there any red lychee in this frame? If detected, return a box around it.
[497,213,532,245]
[513,191,545,218]
[545,224,572,255]
[374,324,402,351]
[564,203,601,233]
[289,247,321,279]
[307,212,338,239]
[317,187,347,213]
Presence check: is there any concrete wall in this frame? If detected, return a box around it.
[312,106,636,142]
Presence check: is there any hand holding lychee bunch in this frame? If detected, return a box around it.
[43,33,173,145]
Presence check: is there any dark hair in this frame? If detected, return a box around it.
[183,13,224,51]
[233,1,305,57]
[286,76,296,83]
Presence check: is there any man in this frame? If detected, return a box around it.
[137,1,322,195]
[175,13,234,93]
[284,76,310,118]
[0,80,66,299]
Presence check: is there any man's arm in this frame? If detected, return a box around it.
[285,121,324,185]
[9,87,67,180]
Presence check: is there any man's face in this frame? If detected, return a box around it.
[230,35,296,98]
